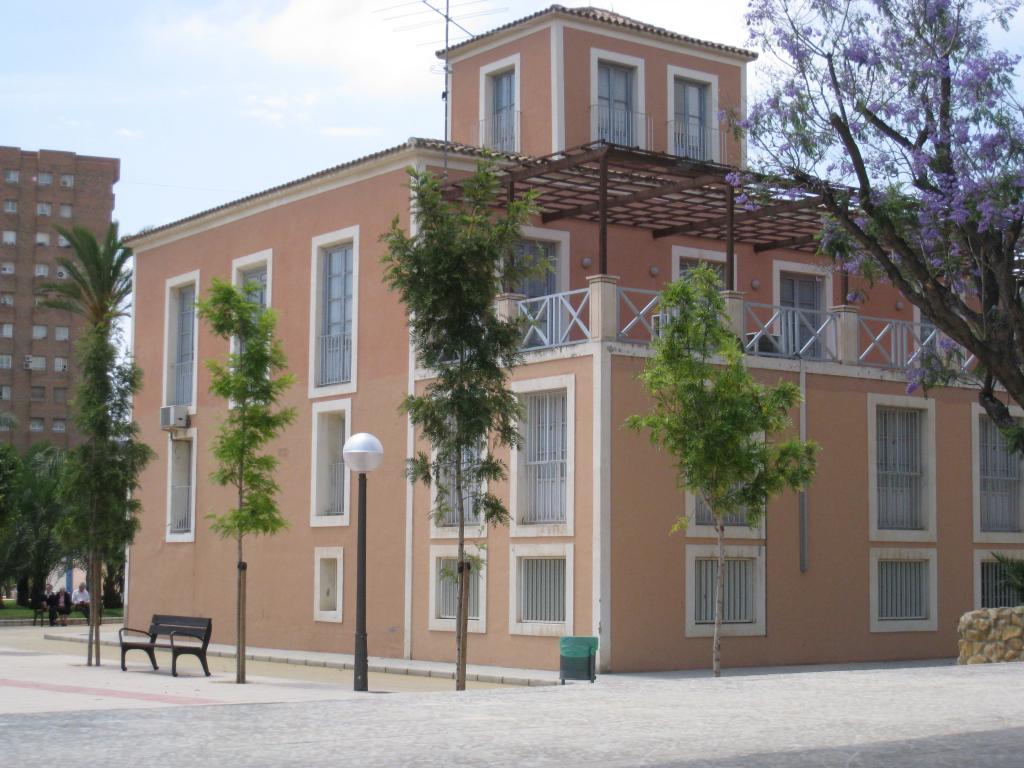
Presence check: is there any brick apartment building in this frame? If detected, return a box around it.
[0,147,119,450]
[125,6,1024,672]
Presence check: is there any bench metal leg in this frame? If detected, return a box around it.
[199,653,211,677]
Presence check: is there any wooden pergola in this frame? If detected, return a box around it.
[446,142,838,294]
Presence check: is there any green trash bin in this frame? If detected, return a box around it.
[559,636,598,683]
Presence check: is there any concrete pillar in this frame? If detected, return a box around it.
[587,274,620,342]
[720,290,746,339]
[495,292,524,323]
[831,304,860,365]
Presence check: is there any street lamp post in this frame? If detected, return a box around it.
[342,432,384,692]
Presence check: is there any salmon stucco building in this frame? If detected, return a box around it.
[124,6,1024,673]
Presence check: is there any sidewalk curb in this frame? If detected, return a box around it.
[0,617,122,628]
[43,632,559,687]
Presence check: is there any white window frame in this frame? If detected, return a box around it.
[29,418,45,433]
[0,385,10,401]
[36,202,51,217]
[772,260,834,311]
[308,226,359,399]
[231,248,273,308]
[0,262,13,275]
[589,48,647,149]
[59,173,74,188]
[867,393,937,542]
[162,270,200,413]
[973,548,1024,609]
[54,325,69,341]
[518,225,571,293]
[670,245,726,282]
[1,231,15,245]
[428,543,487,634]
[59,203,72,219]
[666,66,720,162]
[509,374,575,537]
[54,357,68,373]
[37,172,52,187]
[36,233,50,247]
[684,543,766,638]
[0,354,10,369]
[684,491,764,539]
[0,323,10,337]
[869,547,938,632]
[478,54,521,153]
[309,398,352,527]
[3,200,16,214]
[430,444,488,540]
[34,264,49,278]
[52,419,66,434]
[971,402,1024,544]
[509,542,573,637]
[313,546,344,623]
[165,427,197,544]
[4,170,19,184]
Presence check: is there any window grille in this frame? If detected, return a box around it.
[521,390,567,524]
[318,245,353,386]
[519,557,566,623]
[981,560,1023,608]
[877,559,927,620]
[169,439,192,534]
[876,407,924,529]
[436,444,482,527]
[980,416,1022,532]
[436,557,480,620]
[172,285,195,405]
[694,558,755,624]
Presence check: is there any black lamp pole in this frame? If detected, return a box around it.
[354,471,368,692]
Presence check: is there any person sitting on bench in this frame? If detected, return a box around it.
[72,582,90,622]
[54,587,72,626]
[43,584,58,627]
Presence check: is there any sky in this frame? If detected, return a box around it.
[3,0,1022,235]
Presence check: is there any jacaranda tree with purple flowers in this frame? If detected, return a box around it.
[743,0,1024,442]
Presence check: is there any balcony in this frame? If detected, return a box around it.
[508,279,976,377]
[473,110,520,154]
[666,121,723,163]
[590,105,652,149]
[317,333,352,387]
[169,484,192,534]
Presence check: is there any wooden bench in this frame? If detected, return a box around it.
[119,615,212,677]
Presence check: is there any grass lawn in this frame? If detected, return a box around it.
[0,598,123,619]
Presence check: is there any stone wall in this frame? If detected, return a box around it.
[958,607,1024,664]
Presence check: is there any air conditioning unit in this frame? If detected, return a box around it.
[160,405,190,430]
[56,269,67,279]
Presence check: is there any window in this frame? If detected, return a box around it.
[59,204,72,219]
[778,272,825,359]
[980,559,1023,608]
[53,387,67,404]
[429,548,485,634]
[54,357,68,373]
[167,436,195,540]
[509,542,573,636]
[36,202,51,217]
[0,293,13,306]
[488,69,517,152]
[876,407,923,530]
[57,236,69,248]
[0,354,10,369]
[30,386,45,401]
[3,200,15,214]
[2,231,15,245]
[37,172,52,187]
[313,547,343,622]
[32,324,46,339]
[433,443,484,530]
[310,399,351,526]
[686,544,766,637]
[167,282,196,407]
[28,355,46,371]
[520,390,567,525]
[596,62,637,145]
[36,233,50,247]
[692,496,751,527]
[240,266,268,309]
[316,243,354,387]
[59,174,74,188]
[52,419,66,434]
[34,264,49,278]
[55,325,69,341]
[693,557,755,624]
[3,170,18,184]
[0,385,9,401]
[869,548,937,631]
[673,79,710,159]
[0,262,12,275]
[29,418,44,433]
[979,414,1023,533]
[0,323,11,338]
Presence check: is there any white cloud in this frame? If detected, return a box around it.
[116,127,143,138]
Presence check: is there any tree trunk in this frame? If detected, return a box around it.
[237,533,246,684]
[713,520,725,678]
[90,557,102,666]
[454,456,468,691]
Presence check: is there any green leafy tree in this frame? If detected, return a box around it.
[629,266,819,677]
[382,163,536,690]
[993,553,1024,604]
[41,223,153,666]
[197,279,296,684]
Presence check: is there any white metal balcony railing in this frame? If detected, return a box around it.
[857,316,976,373]
[318,333,352,387]
[324,460,345,516]
[518,289,590,351]
[667,121,723,162]
[171,361,193,406]
[475,110,520,154]
[169,485,192,534]
[590,105,652,148]
[743,303,839,362]
[616,287,662,343]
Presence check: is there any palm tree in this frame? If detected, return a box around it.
[39,222,150,666]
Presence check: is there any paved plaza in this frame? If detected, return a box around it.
[3,626,1024,767]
